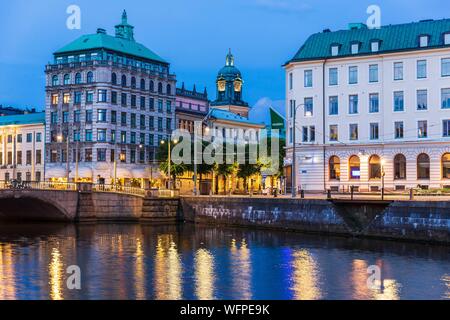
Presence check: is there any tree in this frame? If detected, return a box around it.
[157,139,188,189]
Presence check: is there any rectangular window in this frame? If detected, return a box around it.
[418,120,428,138]
[121,93,127,106]
[131,95,137,107]
[417,60,427,79]
[166,118,172,131]
[309,126,315,142]
[130,132,136,144]
[86,110,93,123]
[369,64,378,83]
[149,98,155,111]
[74,110,81,123]
[158,100,163,112]
[63,93,71,104]
[349,66,358,84]
[442,58,450,77]
[329,68,338,86]
[149,116,154,130]
[130,150,136,163]
[86,91,93,104]
[98,90,107,102]
[329,96,338,115]
[73,130,80,142]
[349,95,358,114]
[166,101,172,113]
[85,129,93,142]
[420,35,429,47]
[111,91,117,104]
[74,92,82,104]
[302,126,308,142]
[17,134,22,143]
[371,41,379,52]
[62,111,69,123]
[36,133,42,142]
[121,112,127,126]
[36,150,42,165]
[417,90,428,110]
[97,129,106,142]
[131,113,136,128]
[445,33,450,45]
[394,91,404,112]
[26,133,32,143]
[442,88,450,109]
[349,124,358,141]
[289,73,293,90]
[140,115,146,130]
[395,121,404,139]
[26,151,32,165]
[304,97,313,116]
[304,70,313,87]
[331,45,339,56]
[17,151,22,165]
[370,123,379,140]
[140,96,146,110]
[85,149,92,162]
[121,131,127,144]
[443,120,450,137]
[97,149,106,162]
[351,43,359,54]
[369,93,379,113]
[51,94,59,105]
[51,112,58,124]
[111,130,116,143]
[394,62,404,80]
[97,109,107,122]
[111,110,117,124]
[329,125,338,142]
[158,117,163,131]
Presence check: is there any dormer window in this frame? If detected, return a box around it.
[331,45,340,56]
[371,40,380,52]
[444,32,450,45]
[419,35,430,47]
[351,42,360,54]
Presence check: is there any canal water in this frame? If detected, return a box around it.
[0,223,448,300]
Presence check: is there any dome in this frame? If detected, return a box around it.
[218,65,241,78]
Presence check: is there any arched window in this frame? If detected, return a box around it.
[349,155,361,180]
[63,74,70,85]
[87,72,94,83]
[121,75,127,87]
[329,156,340,180]
[166,84,171,95]
[417,153,430,180]
[394,154,406,180]
[369,155,381,179]
[442,153,450,179]
[158,82,163,94]
[131,77,136,89]
[140,79,146,90]
[75,73,82,84]
[149,80,154,92]
[111,73,117,85]
[52,75,59,86]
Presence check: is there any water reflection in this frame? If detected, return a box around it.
[290,249,322,300]
[154,234,183,300]
[49,247,64,300]
[195,248,215,300]
[0,223,448,300]
[0,244,16,300]
[230,238,252,300]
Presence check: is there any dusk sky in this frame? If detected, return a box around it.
[1,0,449,122]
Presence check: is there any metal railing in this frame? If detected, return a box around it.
[0,181,78,191]
[92,184,147,197]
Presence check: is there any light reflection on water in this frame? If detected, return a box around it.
[0,223,448,300]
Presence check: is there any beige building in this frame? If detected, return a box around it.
[0,113,45,182]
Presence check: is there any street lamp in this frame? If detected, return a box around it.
[381,158,386,200]
[57,133,70,184]
[161,138,178,190]
[291,103,305,198]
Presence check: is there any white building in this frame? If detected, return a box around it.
[0,113,45,182]
[285,19,450,192]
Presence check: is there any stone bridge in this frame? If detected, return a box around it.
[0,185,180,222]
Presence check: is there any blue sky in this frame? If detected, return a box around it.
[1,0,449,123]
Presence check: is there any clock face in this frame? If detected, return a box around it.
[234,80,242,92]
[218,80,226,92]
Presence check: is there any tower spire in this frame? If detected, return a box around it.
[115,10,135,41]
[122,10,128,24]
[226,48,234,66]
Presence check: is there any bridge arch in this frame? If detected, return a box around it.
[0,190,78,221]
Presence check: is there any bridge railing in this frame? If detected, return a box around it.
[92,184,147,197]
[0,180,78,191]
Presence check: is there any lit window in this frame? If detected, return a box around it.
[304,97,313,116]
[349,124,358,140]
[63,93,71,104]
[329,125,338,142]
[51,94,59,105]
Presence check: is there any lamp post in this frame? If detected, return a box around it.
[291,103,306,198]
[381,159,386,200]
[57,133,70,185]
[161,138,178,190]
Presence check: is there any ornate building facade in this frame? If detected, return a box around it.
[45,11,176,186]
[175,83,209,134]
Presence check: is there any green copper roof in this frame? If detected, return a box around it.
[288,18,450,63]
[0,113,45,127]
[54,11,167,64]
[54,33,167,63]
[208,108,263,126]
